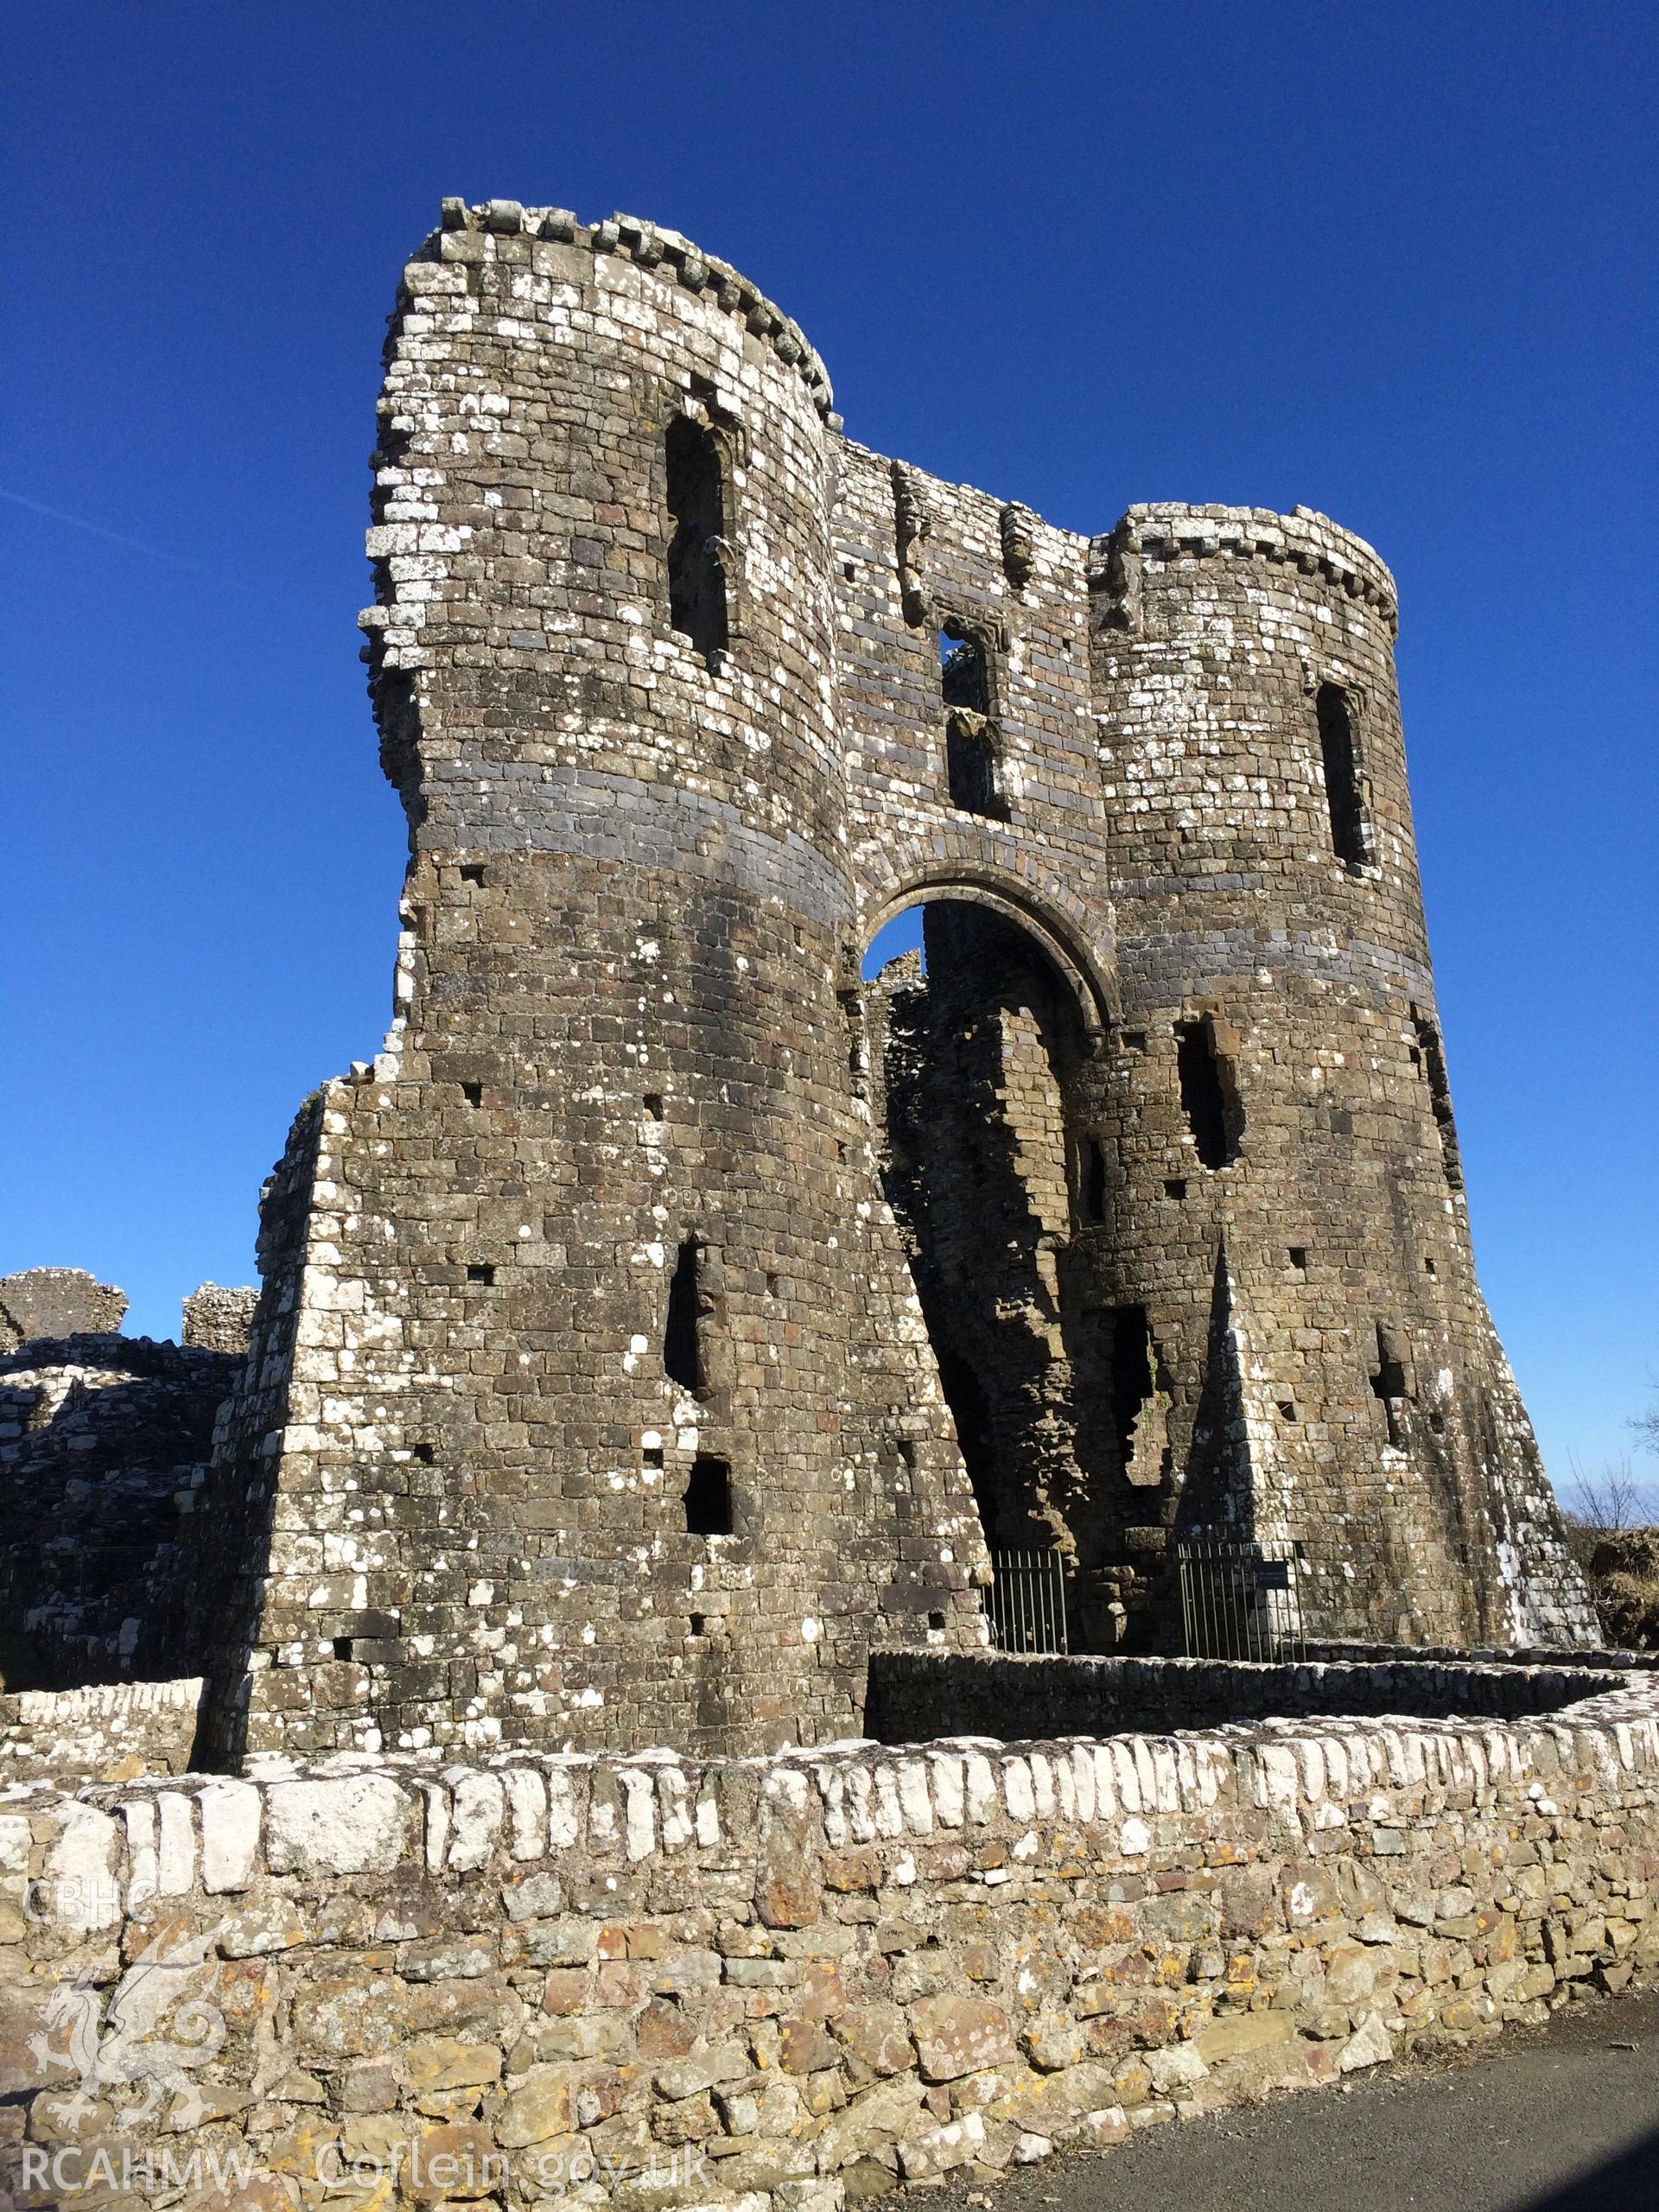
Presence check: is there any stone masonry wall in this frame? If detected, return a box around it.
[0,1274,126,1355]
[194,205,988,1770]
[189,197,1592,1771]
[0,1335,241,1691]
[3,1670,1658,2203]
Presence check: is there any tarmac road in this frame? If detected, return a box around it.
[931,1988,1659,2212]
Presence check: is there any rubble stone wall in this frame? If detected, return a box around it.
[3,1673,1657,2202]
[0,1679,201,1787]
[181,1285,259,1357]
[0,1336,241,1691]
[0,1274,126,1354]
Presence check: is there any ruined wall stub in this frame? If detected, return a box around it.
[194,201,1592,1764]
[0,1269,126,1351]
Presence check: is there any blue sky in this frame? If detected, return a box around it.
[3,1,1655,1498]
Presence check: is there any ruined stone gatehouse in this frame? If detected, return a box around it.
[183,201,1592,1765]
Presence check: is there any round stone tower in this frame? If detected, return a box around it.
[196,204,987,1763]
[1084,505,1591,1645]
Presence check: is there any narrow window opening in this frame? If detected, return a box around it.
[689,1612,707,1637]
[1410,1008,1465,1190]
[938,623,989,714]
[412,1441,435,1465]
[1288,1246,1308,1272]
[842,560,857,582]
[1080,1137,1108,1224]
[1277,1401,1298,1421]
[1370,1321,1409,1448]
[766,1271,780,1298]
[665,415,728,662]
[459,862,486,887]
[1424,1255,1437,1276]
[927,1610,946,1633]
[461,1081,483,1107]
[643,1444,664,1471]
[1316,683,1366,866]
[1164,1178,1187,1201]
[663,1238,704,1395]
[332,1637,353,1662]
[1176,1019,1242,1168]
[466,1262,495,1285]
[683,1454,732,1536]
[945,720,1002,817]
[939,621,1006,819]
[1122,1031,1147,1052]
[643,1093,664,1121]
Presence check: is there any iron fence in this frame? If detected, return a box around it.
[1177,1539,1306,1662]
[982,1549,1070,1655]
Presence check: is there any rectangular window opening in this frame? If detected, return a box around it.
[332,1637,353,1662]
[683,1453,732,1537]
[461,1081,483,1107]
[938,621,990,714]
[1164,1178,1187,1200]
[459,862,486,886]
[466,1262,495,1285]
[1316,683,1366,867]
[1288,1246,1308,1272]
[643,1444,664,1471]
[1176,1018,1242,1168]
[643,1093,664,1122]
[939,620,1006,819]
[945,717,1004,818]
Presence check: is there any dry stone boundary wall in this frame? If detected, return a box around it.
[3,1670,1658,2202]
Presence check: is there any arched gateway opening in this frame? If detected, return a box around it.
[861,899,1173,1652]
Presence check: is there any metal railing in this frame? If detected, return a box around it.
[1177,1540,1306,1662]
[982,1549,1070,1655]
